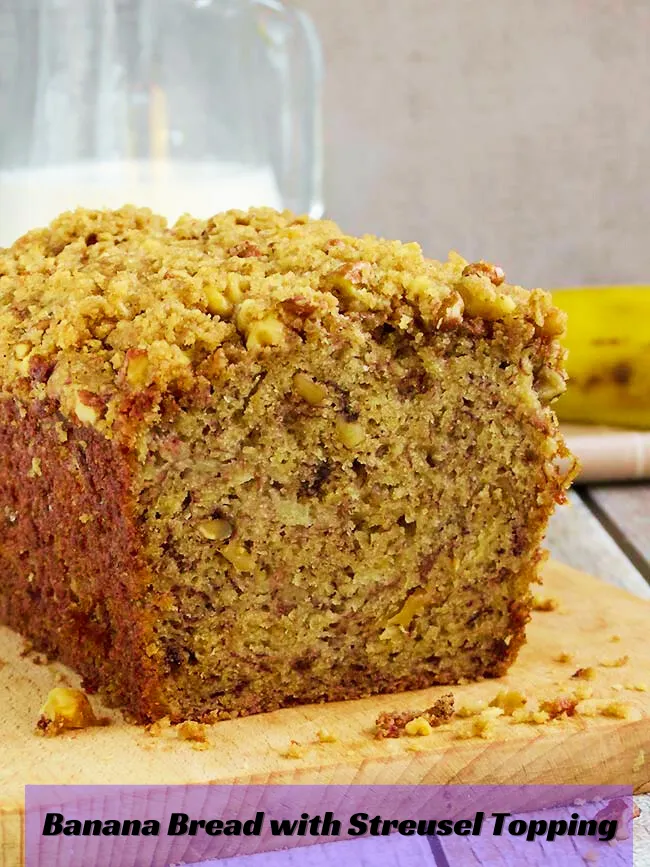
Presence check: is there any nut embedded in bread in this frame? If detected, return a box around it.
[0,206,575,722]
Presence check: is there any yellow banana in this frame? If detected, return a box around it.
[551,286,650,429]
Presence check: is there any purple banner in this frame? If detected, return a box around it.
[25,785,633,866]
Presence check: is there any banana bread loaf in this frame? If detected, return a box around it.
[0,207,574,722]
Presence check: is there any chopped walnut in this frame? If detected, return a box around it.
[335,417,365,449]
[228,240,263,258]
[599,655,629,669]
[293,372,327,406]
[461,261,505,286]
[198,519,233,542]
[176,721,209,744]
[280,740,305,759]
[404,717,433,737]
[532,595,559,612]
[375,693,454,739]
[457,707,503,740]
[489,689,527,716]
[572,667,596,681]
[36,687,105,736]
[144,716,171,737]
[577,699,639,720]
[599,701,636,720]
[27,457,42,478]
[316,729,337,744]
[539,696,579,719]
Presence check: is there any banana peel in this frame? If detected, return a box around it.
[551,286,650,429]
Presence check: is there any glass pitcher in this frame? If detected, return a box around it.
[0,0,323,246]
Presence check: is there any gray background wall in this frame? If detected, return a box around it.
[301,0,650,288]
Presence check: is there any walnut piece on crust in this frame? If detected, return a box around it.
[36,687,104,736]
[375,693,454,739]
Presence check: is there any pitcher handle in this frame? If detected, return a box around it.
[252,0,324,217]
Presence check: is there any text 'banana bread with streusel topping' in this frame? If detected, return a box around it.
[0,207,575,722]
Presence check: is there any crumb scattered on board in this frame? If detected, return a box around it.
[489,689,527,715]
[572,667,597,681]
[599,655,629,669]
[532,595,560,612]
[316,729,337,744]
[456,707,504,740]
[374,693,454,738]
[280,740,306,759]
[36,687,109,736]
[176,720,210,748]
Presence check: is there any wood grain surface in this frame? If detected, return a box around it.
[1,560,649,866]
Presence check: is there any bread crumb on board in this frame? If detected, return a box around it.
[176,720,210,748]
[489,689,527,715]
[404,717,433,737]
[511,708,551,725]
[35,687,108,736]
[532,595,560,612]
[577,699,640,720]
[572,666,597,681]
[375,693,454,738]
[456,707,504,740]
[456,698,488,718]
[599,655,629,669]
[316,729,337,744]
[539,696,579,719]
[144,716,171,737]
[280,740,306,759]
[553,651,574,664]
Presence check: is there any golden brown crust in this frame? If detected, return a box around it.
[0,396,165,719]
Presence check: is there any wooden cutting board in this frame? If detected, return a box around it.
[562,423,650,482]
[1,561,649,866]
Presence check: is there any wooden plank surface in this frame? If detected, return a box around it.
[585,483,650,576]
[546,491,650,598]
[1,561,649,867]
